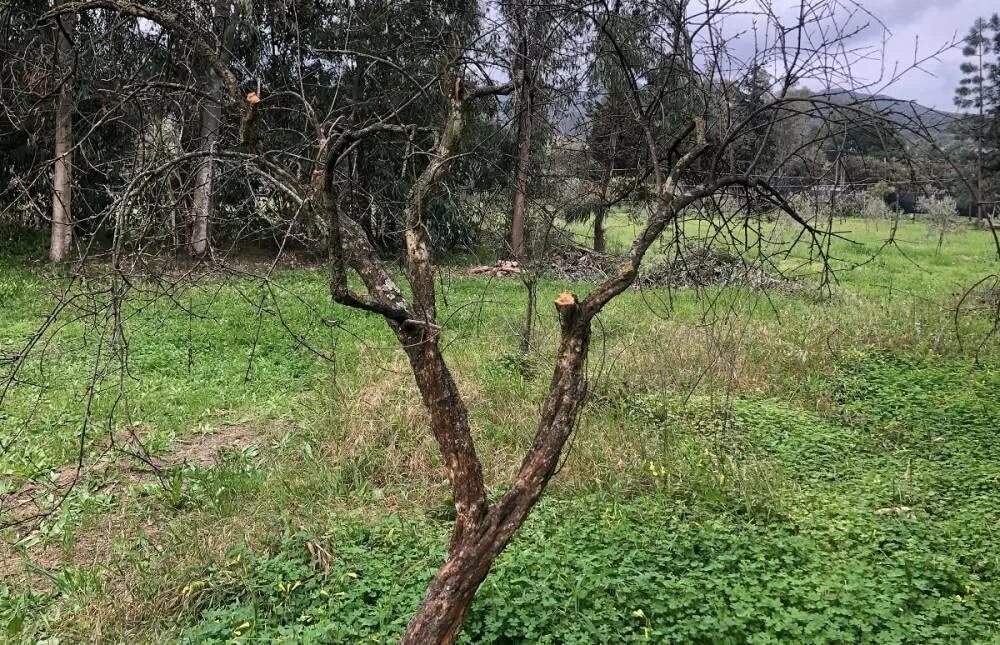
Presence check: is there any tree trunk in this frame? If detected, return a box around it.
[975,38,985,228]
[399,528,496,644]
[321,79,596,645]
[188,0,235,256]
[520,275,537,353]
[510,91,533,258]
[510,29,534,260]
[398,333,488,550]
[50,7,76,263]
[190,93,220,255]
[593,209,606,253]
[592,129,616,253]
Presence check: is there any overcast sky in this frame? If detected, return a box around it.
[766,0,997,110]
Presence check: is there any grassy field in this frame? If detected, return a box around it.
[1,216,999,642]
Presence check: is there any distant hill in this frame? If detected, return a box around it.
[546,87,967,148]
[818,89,963,147]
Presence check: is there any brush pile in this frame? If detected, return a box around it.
[466,259,523,277]
[637,247,785,289]
[466,243,789,291]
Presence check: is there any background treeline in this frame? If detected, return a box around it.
[0,2,997,264]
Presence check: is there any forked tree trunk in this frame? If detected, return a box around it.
[50,7,76,263]
[401,298,592,644]
[396,149,700,640]
[320,77,610,645]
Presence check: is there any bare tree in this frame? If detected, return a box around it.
[503,0,561,259]
[323,3,944,640]
[505,0,535,259]
[188,0,240,255]
[4,1,968,643]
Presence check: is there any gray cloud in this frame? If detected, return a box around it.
[778,0,996,109]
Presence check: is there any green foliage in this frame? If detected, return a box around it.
[0,269,337,480]
[2,219,1000,642]
[170,354,998,643]
[953,13,1000,199]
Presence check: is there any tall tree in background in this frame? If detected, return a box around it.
[504,0,547,259]
[582,1,692,251]
[729,65,778,174]
[50,1,76,262]
[188,0,240,256]
[585,7,638,253]
[954,14,1000,224]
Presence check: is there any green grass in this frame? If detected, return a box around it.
[568,209,997,296]
[1,218,999,641]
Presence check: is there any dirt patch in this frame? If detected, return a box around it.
[0,513,163,591]
[1,423,264,535]
[163,424,258,469]
[0,423,269,587]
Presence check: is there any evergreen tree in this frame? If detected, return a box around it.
[954,14,1000,222]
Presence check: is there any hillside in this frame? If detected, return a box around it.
[821,89,963,146]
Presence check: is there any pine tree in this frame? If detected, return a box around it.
[954,14,1000,223]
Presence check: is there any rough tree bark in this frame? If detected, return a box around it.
[396,114,731,643]
[593,129,617,253]
[189,88,221,256]
[510,82,533,258]
[400,290,592,643]
[314,79,590,643]
[318,81,721,643]
[189,0,237,256]
[50,4,76,263]
[509,2,536,260]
